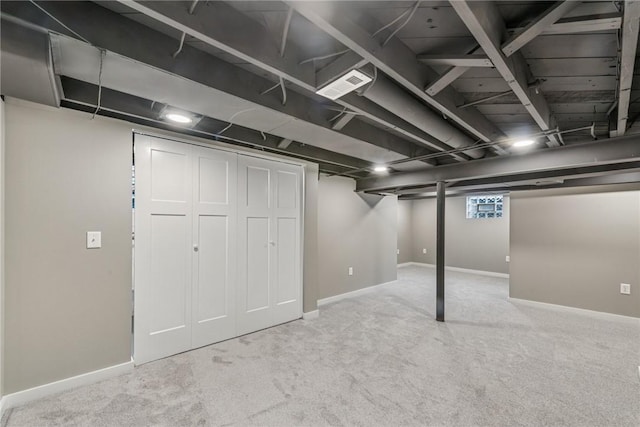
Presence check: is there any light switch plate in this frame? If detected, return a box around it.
[505,256,510,263]
[620,283,631,295]
[87,231,102,249]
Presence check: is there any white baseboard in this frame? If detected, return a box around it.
[1,360,134,413]
[318,280,397,306]
[445,266,509,279]
[398,262,429,267]
[398,262,509,279]
[302,310,319,320]
[508,297,640,323]
[0,397,5,421]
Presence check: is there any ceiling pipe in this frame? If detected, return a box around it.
[357,74,485,159]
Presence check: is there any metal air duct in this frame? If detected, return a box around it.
[359,75,485,159]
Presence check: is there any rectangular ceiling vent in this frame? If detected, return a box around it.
[315,69,373,100]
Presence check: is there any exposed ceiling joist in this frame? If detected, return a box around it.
[417,54,493,67]
[615,0,640,137]
[425,66,470,96]
[429,1,576,98]
[334,116,436,166]
[331,112,357,130]
[3,1,438,165]
[290,1,507,146]
[397,171,640,199]
[502,1,579,57]
[450,0,562,147]
[526,13,623,35]
[356,134,640,193]
[277,138,293,149]
[117,0,314,86]
[424,46,482,97]
[59,77,372,175]
[116,0,460,159]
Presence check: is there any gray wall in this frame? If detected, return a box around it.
[445,196,510,274]
[3,99,320,394]
[397,200,413,264]
[5,101,133,394]
[303,166,319,313]
[510,186,640,318]
[1,98,5,398]
[409,196,510,274]
[317,176,397,300]
[409,198,436,265]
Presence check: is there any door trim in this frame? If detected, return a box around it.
[132,130,308,168]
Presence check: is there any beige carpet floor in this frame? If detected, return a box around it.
[2,264,639,426]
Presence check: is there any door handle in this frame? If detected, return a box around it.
[193,244,199,252]
[269,241,276,247]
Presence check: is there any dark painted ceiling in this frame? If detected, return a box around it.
[2,1,639,194]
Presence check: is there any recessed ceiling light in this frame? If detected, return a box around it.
[374,165,389,173]
[512,139,535,147]
[165,113,193,124]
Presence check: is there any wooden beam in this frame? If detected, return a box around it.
[523,13,623,35]
[425,66,470,96]
[502,1,579,56]
[417,54,493,67]
[615,1,640,136]
[450,0,562,147]
[291,1,506,145]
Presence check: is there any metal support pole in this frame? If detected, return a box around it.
[436,181,445,321]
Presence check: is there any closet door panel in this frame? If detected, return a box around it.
[276,217,297,305]
[134,135,193,365]
[196,215,229,321]
[237,156,273,334]
[191,146,237,348]
[237,155,302,334]
[246,217,270,312]
[271,162,302,325]
[149,214,189,333]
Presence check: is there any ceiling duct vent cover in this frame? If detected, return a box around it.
[315,69,372,100]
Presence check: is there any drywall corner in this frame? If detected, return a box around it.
[303,164,319,313]
[409,195,510,274]
[317,175,397,300]
[0,97,5,398]
[397,199,413,264]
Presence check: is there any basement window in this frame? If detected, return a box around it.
[466,195,503,219]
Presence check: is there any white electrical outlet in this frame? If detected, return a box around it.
[422,248,427,254]
[86,231,102,249]
[505,255,510,263]
[348,267,353,276]
[620,283,631,295]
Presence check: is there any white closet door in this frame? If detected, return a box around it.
[135,135,302,364]
[271,161,303,326]
[237,156,273,334]
[134,135,193,365]
[191,145,237,348]
[237,155,302,335]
